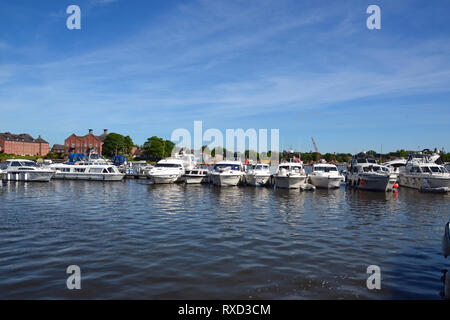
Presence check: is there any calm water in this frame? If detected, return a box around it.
[0,179,449,299]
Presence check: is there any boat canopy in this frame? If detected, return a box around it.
[407,153,431,162]
[111,155,128,166]
[353,152,377,164]
[67,153,88,164]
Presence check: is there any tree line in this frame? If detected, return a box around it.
[102,133,175,161]
[46,132,450,164]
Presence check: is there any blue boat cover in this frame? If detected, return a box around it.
[111,155,128,166]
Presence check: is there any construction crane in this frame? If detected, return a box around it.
[311,137,320,161]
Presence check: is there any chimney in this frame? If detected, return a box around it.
[89,129,93,134]
[103,129,108,135]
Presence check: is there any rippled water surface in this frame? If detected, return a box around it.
[0,179,449,299]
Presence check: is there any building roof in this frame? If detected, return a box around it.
[52,144,65,150]
[96,132,108,142]
[67,130,108,142]
[35,135,48,144]
[0,132,48,144]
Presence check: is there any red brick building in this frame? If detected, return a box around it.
[64,129,108,155]
[0,132,49,156]
[51,144,65,154]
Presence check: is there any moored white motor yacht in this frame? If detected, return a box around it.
[397,153,450,191]
[49,161,125,181]
[245,163,271,186]
[273,161,307,189]
[309,163,344,189]
[346,153,397,192]
[383,158,407,173]
[131,161,154,176]
[184,168,209,184]
[210,160,245,186]
[172,149,199,171]
[87,152,111,165]
[1,159,54,182]
[147,158,185,184]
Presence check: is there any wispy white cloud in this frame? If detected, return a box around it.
[1,0,450,149]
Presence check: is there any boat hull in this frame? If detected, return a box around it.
[53,172,124,181]
[149,174,180,184]
[274,175,307,189]
[246,174,270,187]
[309,176,342,189]
[347,174,396,192]
[210,174,242,186]
[2,171,54,182]
[184,175,208,184]
[398,175,450,190]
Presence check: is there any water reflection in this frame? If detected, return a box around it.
[209,185,246,210]
[272,188,306,211]
[0,179,448,299]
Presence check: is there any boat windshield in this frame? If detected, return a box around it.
[421,167,431,173]
[8,161,38,167]
[255,165,269,170]
[407,154,430,162]
[22,161,38,167]
[363,165,388,173]
[279,165,301,170]
[314,166,337,172]
[390,163,405,168]
[429,166,447,173]
[357,159,377,164]
[215,164,240,171]
[89,154,104,160]
[155,163,182,168]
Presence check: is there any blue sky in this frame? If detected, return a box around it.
[0,0,449,153]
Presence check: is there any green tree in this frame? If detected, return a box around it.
[324,153,334,162]
[143,136,176,161]
[124,136,134,155]
[103,133,134,156]
[397,149,409,158]
[103,133,125,156]
[367,150,377,157]
[164,140,175,158]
